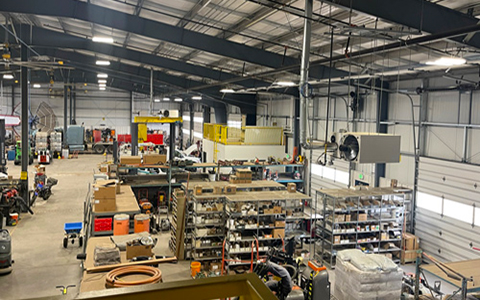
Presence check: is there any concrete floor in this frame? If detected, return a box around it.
[0,154,460,299]
[0,155,190,300]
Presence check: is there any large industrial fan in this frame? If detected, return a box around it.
[12,102,57,135]
[331,132,401,164]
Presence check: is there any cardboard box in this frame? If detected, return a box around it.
[401,249,420,264]
[381,232,389,240]
[236,169,252,178]
[143,154,167,165]
[93,184,116,199]
[96,179,121,194]
[120,156,142,165]
[272,228,285,239]
[100,164,109,173]
[334,236,341,244]
[126,244,153,259]
[273,206,282,214]
[194,185,203,195]
[224,185,237,195]
[403,233,420,250]
[274,221,285,228]
[345,214,351,222]
[264,208,274,214]
[94,198,116,212]
[174,189,185,198]
[354,213,368,221]
[287,183,296,193]
[213,186,223,195]
[229,175,238,184]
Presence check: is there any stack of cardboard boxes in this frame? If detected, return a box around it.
[93,180,120,212]
[143,154,167,165]
[120,156,142,165]
[401,233,420,264]
[229,169,252,184]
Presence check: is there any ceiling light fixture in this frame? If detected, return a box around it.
[97,73,108,78]
[99,87,106,91]
[92,36,114,43]
[154,98,161,102]
[96,60,111,66]
[3,74,14,79]
[276,81,296,87]
[174,98,183,102]
[98,79,107,84]
[33,84,41,88]
[99,83,106,87]
[220,88,235,93]
[163,97,170,101]
[192,96,202,100]
[425,57,466,66]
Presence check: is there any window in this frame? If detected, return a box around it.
[444,199,473,223]
[416,192,443,214]
[311,163,349,185]
[476,208,480,226]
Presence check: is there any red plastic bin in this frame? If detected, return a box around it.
[94,218,113,232]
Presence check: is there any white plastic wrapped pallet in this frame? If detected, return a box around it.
[334,249,402,300]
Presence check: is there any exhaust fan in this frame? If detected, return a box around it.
[332,132,401,164]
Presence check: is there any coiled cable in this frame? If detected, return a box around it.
[105,266,162,288]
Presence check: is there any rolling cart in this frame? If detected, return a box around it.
[63,222,83,248]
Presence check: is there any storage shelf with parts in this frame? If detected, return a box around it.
[314,187,412,268]
[189,194,226,261]
[223,191,311,271]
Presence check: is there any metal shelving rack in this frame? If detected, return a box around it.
[223,191,311,270]
[189,194,225,261]
[315,187,412,268]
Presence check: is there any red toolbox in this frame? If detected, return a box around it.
[94,217,113,232]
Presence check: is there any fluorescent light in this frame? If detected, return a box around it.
[425,57,466,66]
[182,115,191,121]
[33,84,41,88]
[220,88,235,93]
[99,87,106,91]
[92,36,114,43]
[3,74,14,79]
[163,97,170,101]
[193,116,204,123]
[174,98,183,102]
[99,83,106,87]
[154,98,160,102]
[97,73,108,78]
[98,79,107,84]
[96,60,110,66]
[192,96,202,100]
[276,81,296,87]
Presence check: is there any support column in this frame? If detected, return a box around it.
[69,81,73,124]
[214,105,227,124]
[73,87,77,122]
[131,122,138,156]
[245,114,256,126]
[203,106,211,123]
[63,79,68,148]
[130,91,134,123]
[374,80,389,187]
[293,97,300,152]
[20,33,29,206]
[11,86,14,115]
[189,104,194,145]
[169,123,175,162]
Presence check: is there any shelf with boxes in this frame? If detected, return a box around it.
[315,187,411,268]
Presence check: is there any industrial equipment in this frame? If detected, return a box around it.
[13,141,33,165]
[63,222,83,248]
[331,132,401,164]
[35,132,52,164]
[0,229,12,274]
[0,187,33,229]
[90,128,116,154]
[31,168,58,203]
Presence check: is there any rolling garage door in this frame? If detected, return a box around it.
[415,157,480,262]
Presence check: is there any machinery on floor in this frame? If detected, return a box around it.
[0,187,33,229]
[0,229,12,274]
[14,141,34,166]
[31,169,58,203]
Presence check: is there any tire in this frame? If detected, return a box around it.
[93,144,105,154]
[63,237,68,248]
[14,160,20,166]
[29,157,34,165]
[106,145,113,154]
[42,190,52,201]
[79,236,83,247]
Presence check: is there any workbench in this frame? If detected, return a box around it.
[80,235,165,293]
[421,258,480,297]
[87,185,140,237]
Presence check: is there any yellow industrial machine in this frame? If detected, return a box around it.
[133,116,183,145]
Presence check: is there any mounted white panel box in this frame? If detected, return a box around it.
[336,132,401,164]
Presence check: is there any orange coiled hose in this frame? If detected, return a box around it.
[105,266,162,288]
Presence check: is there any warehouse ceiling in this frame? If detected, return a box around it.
[1,0,480,111]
